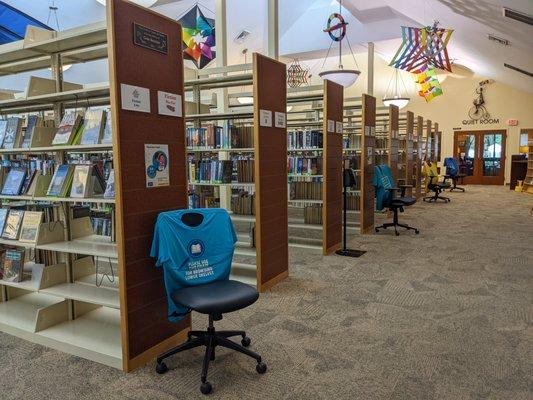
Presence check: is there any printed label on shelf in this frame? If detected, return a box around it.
[133,23,168,54]
[364,126,370,136]
[367,147,373,165]
[327,119,335,133]
[121,84,150,113]
[336,121,343,134]
[157,91,182,117]
[275,112,286,129]
[145,144,169,188]
[260,109,273,127]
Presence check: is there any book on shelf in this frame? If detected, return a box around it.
[288,130,323,149]
[188,159,233,184]
[1,168,27,195]
[19,211,43,243]
[47,164,75,197]
[287,156,322,175]
[104,169,115,198]
[2,117,23,149]
[235,158,254,182]
[0,120,7,148]
[1,249,25,282]
[79,108,106,145]
[230,190,255,215]
[289,178,323,201]
[188,187,219,208]
[70,164,106,198]
[101,110,113,144]
[186,123,254,149]
[21,115,41,148]
[304,205,322,225]
[0,208,8,234]
[21,169,37,195]
[52,112,83,145]
[2,209,24,239]
[70,165,90,198]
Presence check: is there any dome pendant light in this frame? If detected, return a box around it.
[382,68,410,109]
[319,0,360,88]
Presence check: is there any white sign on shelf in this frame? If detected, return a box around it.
[259,109,273,127]
[157,91,182,117]
[145,144,169,188]
[275,112,286,129]
[327,119,335,133]
[120,83,150,113]
[364,126,370,136]
[366,147,373,165]
[336,121,343,134]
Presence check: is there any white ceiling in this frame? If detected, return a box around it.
[277,0,533,92]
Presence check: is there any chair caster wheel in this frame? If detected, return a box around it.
[200,382,212,395]
[256,362,267,374]
[241,336,251,347]
[375,227,379,233]
[395,231,399,236]
[415,230,420,234]
[156,362,168,374]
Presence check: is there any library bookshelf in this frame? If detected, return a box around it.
[284,81,344,255]
[0,0,190,372]
[525,131,533,194]
[399,111,415,196]
[414,115,424,197]
[184,53,289,291]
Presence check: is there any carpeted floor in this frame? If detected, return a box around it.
[1,186,532,400]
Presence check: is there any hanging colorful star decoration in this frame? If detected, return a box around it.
[389,21,453,102]
[178,5,215,69]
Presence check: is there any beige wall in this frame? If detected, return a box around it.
[341,55,533,183]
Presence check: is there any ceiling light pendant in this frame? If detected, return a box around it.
[319,0,360,88]
[382,68,410,109]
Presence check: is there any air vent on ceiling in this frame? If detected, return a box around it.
[234,29,251,44]
[502,7,533,26]
[487,34,510,45]
[504,63,533,78]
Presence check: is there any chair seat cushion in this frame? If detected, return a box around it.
[391,196,416,206]
[171,280,259,316]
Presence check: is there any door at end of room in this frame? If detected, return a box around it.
[453,130,506,185]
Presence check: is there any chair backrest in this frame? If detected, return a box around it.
[151,208,237,320]
[373,164,394,211]
[423,161,439,189]
[444,157,459,176]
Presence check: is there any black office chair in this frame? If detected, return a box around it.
[154,212,266,395]
[374,164,419,236]
[423,161,451,203]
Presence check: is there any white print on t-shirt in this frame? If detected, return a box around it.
[185,259,214,280]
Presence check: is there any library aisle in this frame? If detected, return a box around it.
[1,185,531,399]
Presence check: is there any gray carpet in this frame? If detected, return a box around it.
[1,185,532,399]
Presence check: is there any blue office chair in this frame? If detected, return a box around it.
[443,157,466,192]
[373,164,419,236]
[151,208,266,395]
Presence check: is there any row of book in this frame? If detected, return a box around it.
[188,158,255,184]
[188,187,218,209]
[0,163,114,199]
[0,108,112,150]
[289,181,322,201]
[288,130,323,149]
[343,134,361,149]
[288,156,322,175]
[230,191,255,216]
[52,108,112,146]
[0,208,43,243]
[304,205,322,225]
[0,117,54,150]
[375,138,388,149]
[344,155,361,170]
[186,123,254,149]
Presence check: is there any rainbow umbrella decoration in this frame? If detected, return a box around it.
[178,5,216,69]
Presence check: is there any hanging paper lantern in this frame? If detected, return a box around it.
[414,65,443,102]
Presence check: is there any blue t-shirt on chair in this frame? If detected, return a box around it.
[150,208,237,322]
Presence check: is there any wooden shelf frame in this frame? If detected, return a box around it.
[360,94,377,234]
